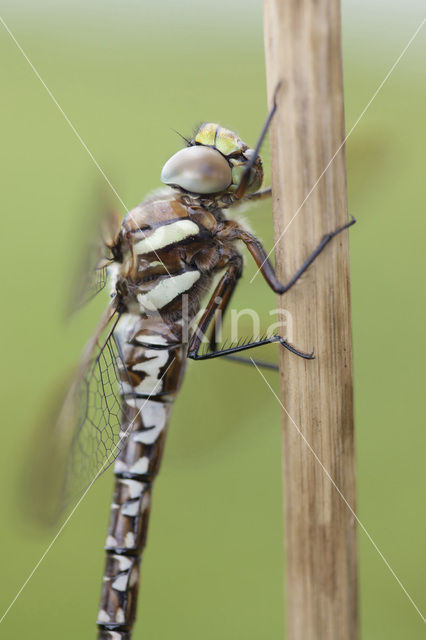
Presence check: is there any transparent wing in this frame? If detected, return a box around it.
[29,302,129,523]
[67,202,122,314]
[70,252,110,311]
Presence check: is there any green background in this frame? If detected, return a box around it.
[0,2,425,638]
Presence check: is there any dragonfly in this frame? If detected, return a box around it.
[38,92,354,640]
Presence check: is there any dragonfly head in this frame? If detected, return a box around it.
[161,123,263,198]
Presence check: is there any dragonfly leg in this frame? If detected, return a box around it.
[218,215,356,295]
[243,187,272,202]
[222,354,279,371]
[189,333,314,362]
[187,258,313,365]
[188,257,242,358]
[235,83,282,200]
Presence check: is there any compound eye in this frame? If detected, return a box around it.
[161,146,232,194]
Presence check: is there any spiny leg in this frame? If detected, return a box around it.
[189,334,314,362]
[218,216,356,294]
[223,354,279,371]
[230,80,354,291]
[199,261,284,371]
[243,187,272,202]
[187,260,313,365]
[207,216,356,362]
[188,257,242,358]
[235,83,281,200]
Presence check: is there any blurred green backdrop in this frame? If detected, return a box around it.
[0,2,425,639]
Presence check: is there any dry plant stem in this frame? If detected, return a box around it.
[263,1,358,639]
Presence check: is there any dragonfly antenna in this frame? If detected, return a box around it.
[171,128,191,145]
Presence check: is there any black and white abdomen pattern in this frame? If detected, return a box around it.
[97,311,186,639]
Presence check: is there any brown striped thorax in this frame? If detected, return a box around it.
[108,123,265,324]
[161,122,263,209]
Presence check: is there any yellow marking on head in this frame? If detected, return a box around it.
[195,123,218,147]
[230,165,245,189]
[195,123,245,157]
[215,127,244,156]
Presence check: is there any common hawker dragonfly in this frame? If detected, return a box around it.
[38,94,354,639]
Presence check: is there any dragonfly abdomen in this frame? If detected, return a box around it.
[97,313,186,639]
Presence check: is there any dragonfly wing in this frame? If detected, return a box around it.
[29,301,129,523]
[67,203,122,314]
